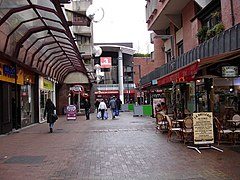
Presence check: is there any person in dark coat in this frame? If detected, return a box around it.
[44,98,56,133]
[84,99,91,120]
[116,97,122,111]
[108,96,117,119]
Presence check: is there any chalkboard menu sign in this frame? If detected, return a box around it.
[193,112,214,145]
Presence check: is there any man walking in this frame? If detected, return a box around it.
[109,96,117,119]
[98,99,107,120]
[84,99,91,120]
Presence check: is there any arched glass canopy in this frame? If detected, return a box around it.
[0,0,90,82]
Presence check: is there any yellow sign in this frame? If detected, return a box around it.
[41,78,53,90]
[0,62,24,85]
[193,112,214,145]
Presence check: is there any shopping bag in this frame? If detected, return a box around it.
[115,109,119,116]
[104,111,108,120]
[97,111,101,119]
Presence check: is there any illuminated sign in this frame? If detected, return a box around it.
[3,65,15,77]
[70,85,84,94]
[100,57,112,68]
[222,66,238,78]
[0,62,24,85]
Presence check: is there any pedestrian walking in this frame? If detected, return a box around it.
[84,99,91,120]
[44,98,56,133]
[109,96,117,119]
[98,99,107,120]
[115,97,122,116]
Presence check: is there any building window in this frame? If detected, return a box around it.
[166,50,172,63]
[202,10,221,28]
[177,41,184,56]
[166,27,170,35]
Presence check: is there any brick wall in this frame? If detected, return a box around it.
[133,57,156,86]
[221,0,240,29]
[182,1,199,52]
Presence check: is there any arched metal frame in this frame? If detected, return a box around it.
[0,0,90,82]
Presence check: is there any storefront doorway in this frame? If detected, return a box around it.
[40,90,53,122]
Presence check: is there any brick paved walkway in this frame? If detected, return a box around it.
[0,112,240,180]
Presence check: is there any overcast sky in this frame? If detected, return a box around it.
[92,0,153,54]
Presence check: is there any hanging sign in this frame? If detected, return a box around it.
[193,112,214,145]
[100,57,112,68]
[222,66,238,77]
[70,85,84,94]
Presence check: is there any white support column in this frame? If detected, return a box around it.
[118,49,124,103]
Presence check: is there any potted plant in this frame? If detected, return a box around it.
[196,26,209,43]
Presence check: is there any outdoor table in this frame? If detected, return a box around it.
[227,120,240,130]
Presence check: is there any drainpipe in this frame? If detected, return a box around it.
[230,0,235,26]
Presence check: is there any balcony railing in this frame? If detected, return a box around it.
[141,23,240,86]
[72,26,92,36]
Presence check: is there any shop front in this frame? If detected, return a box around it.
[94,90,135,104]
[0,61,22,133]
[195,59,240,121]
[39,77,55,123]
[20,71,36,128]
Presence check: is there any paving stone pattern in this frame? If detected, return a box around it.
[0,112,240,180]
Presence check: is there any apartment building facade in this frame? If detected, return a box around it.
[144,0,240,119]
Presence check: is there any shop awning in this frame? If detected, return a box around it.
[0,0,90,83]
[157,62,198,86]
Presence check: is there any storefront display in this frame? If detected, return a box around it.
[39,77,55,123]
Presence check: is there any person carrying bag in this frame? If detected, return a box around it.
[44,98,57,133]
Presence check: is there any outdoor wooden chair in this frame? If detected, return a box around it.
[165,115,182,142]
[213,117,234,145]
[232,114,240,144]
[182,116,194,144]
[155,112,168,133]
[234,129,240,144]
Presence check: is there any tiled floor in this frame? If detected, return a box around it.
[0,112,240,180]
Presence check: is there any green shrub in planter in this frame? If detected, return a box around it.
[214,23,225,34]
[196,26,208,43]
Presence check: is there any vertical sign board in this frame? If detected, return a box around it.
[193,112,214,145]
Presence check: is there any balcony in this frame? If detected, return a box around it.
[141,23,240,86]
[145,0,158,23]
[147,0,191,32]
[72,0,91,13]
[72,26,92,36]
[78,44,92,55]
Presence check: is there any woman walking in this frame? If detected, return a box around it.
[44,98,56,133]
